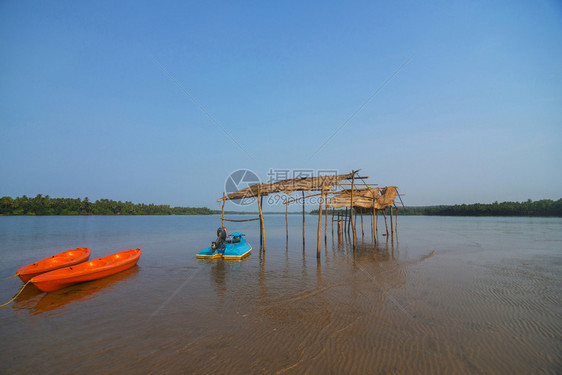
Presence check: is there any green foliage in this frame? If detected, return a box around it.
[0,195,218,216]
[400,199,562,217]
[310,199,562,217]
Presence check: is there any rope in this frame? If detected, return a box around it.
[0,274,17,281]
[0,280,31,308]
[222,217,260,222]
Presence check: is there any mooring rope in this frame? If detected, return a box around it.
[222,217,260,222]
[0,274,18,281]
[0,280,31,307]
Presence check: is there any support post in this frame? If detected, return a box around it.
[394,206,398,235]
[371,205,374,237]
[383,208,389,235]
[372,203,377,244]
[317,186,324,258]
[344,207,347,233]
[258,185,265,250]
[221,192,226,227]
[302,191,306,249]
[375,208,378,238]
[337,214,342,240]
[324,192,328,242]
[285,196,288,242]
[350,174,356,248]
[331,208,334,236]
[361,211,364,237]
[390,205,394,235]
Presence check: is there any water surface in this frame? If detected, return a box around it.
[0,215,560,374]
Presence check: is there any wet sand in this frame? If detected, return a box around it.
[0,215,560,374]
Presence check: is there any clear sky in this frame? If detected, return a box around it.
[1,0,561,211]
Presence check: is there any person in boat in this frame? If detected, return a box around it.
[211,226,227,253]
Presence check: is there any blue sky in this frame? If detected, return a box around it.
[1,0,561,210]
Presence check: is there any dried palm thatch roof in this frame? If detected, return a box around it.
[378,186,397,208]
[327,188,379,208]
[219,173,354,201]
[327,186,397,210]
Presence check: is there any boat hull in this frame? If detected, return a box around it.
[30,249,142,292]
[17,248,91,283]
[197,241,252,260]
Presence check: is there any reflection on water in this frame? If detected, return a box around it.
[12,267,140,316]
[0,215,561,374]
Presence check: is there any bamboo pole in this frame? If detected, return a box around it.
[369,201,375,238]
[331,208,334,236]
[221,192,225,227]
[258,187,262,248]
[261,195,266,248]
[317,186,324,258]
[390,205,394,235]
[337,214,342,240]
[371,205,374,237]
[361,211,364,237]
[383,208,389,235]
[344,207,347,233]
[258,185,265,250]
[375,208,378,238]
[324,192,328,242]
[285,197,289,242]
[350,174,356,248]
[395,206,398,233]
[302,191,305,249]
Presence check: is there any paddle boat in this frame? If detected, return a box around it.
[16,248,91,283]
[197,227,251,260]
[30,249,142,292]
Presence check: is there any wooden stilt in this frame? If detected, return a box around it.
[302,191,306,249]
[371,206,374,237]
[257,186,265,250]
[331,208,334,236]
[394,207,398,235]
[343,207,348,232]
[317,187,324,258]
[375,209,378,237]
[285,196,289,242]
[221,192,226,227]
[337,218,342,241]
[361,211,364,237]
[350,174,356,248]
[324,192,328,242]
[383,208,389,235]
[390,206,394,235]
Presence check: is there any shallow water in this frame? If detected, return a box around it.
[0,215,560,374]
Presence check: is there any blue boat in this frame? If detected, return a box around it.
[196,229,252,260]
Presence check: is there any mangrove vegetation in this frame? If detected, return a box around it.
[312,199,562,217]
[0,195,216,216]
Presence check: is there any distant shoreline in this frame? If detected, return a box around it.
[1,195,560,217]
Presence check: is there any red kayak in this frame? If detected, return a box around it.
[16,248,91,283]
[30,249,142,292]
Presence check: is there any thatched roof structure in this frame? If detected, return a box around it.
[219,173,354,201]
[327,186,397,210]
[378,186,398,208]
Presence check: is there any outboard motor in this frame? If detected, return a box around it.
[211,227,227,251]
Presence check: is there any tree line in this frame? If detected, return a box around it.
[402,199,561,217]
[0,195,217,216]
[311,199,562,217]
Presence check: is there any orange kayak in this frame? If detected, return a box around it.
[30,249,142,292]
[17,248,91,283]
